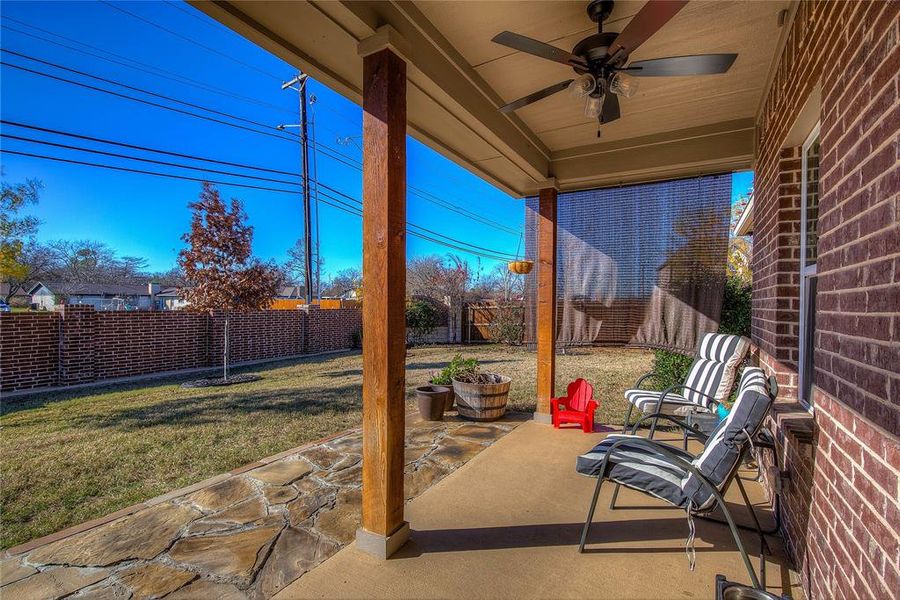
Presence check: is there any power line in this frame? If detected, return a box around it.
[0,120,297,177]
[0,146,517,261]
[3,51,520,237]
[0,119,513,256]
[0,133,300,186]
[0,19,294,115]
[2,50,295,140]
[1,120,298,177]
[99,0,282,81]
[1,53,363,173]
[162,0,223,31]
[0,60,294,144]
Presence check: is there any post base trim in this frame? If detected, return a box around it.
[533,411,553,424]
[356,521,410,559]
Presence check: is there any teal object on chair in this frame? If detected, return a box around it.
[716,402,730,421]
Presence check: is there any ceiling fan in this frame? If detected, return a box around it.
[492,0,737,136]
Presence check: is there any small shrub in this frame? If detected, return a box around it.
[431,354,483,385]
[487,302,525,345]
[719,276,752,336]
[650,348,694,391]
[406,298,439,345]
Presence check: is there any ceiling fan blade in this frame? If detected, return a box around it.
[601,93,620,124]
[628,54,738,76]
[499,79,574,113]
[607,0,689,60]
[492,31,586,67]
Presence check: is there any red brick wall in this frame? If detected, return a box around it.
[95,311,209,380]
[306,305,362,353]
[1,306,362,393]
[0,312,60,390]
[58,305,97,386]
[752,1,898,598]
[209,310,305,366]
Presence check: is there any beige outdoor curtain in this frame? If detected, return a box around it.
[524,173,732,354]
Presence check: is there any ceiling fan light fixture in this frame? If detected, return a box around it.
[584,94,603,118]
[610,72,638,98]
[567,73,597,98]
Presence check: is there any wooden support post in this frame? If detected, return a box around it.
[357,40,409,559]
[535,186,557,422]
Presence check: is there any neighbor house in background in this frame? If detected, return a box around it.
[155,286,189,310]
[28,281,164,311]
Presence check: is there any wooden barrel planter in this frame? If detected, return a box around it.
[451,375,511,421]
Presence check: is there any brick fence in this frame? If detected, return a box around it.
[0,305,361,393]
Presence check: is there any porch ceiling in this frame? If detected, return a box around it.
[191,1,790,196]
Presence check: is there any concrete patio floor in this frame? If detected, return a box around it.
[276,422,803,600]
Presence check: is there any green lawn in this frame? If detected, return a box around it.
[0,345,651,549]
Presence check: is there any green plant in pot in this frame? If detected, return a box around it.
[445,355,511,422]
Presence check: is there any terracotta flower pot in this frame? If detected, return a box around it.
[415,385,451,421]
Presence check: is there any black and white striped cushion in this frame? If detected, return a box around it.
[623,389,700,415]
[681,367,771,511]
[576,434,695,507]
[689,334,750,402]
[625,333,749,415]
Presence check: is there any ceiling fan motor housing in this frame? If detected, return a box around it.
[572,32,619,66]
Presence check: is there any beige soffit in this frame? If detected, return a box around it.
[734,195,753,236]
[192,1,788,197]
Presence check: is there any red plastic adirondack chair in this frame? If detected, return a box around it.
[551,379,598,433]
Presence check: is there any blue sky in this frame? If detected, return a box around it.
[0,1,752,278]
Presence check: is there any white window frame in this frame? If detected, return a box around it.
[798,123,820,409]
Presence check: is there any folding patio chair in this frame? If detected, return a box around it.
[576,367,776,590]
[622,333,750,442]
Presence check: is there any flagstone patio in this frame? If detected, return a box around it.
[1,412,526,600]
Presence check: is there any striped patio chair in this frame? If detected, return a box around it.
[622,333,750,438]
[576,367,775,591]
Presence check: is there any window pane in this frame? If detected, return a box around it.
[804,137,820,267]
[801,275,818,404]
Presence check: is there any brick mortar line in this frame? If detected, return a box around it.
[819,423,899,509]
[814,374,896,415]
[815,394,900,477]
[814,249,900,276]
[817,192,898,231]
[820,145,898,202]
[826,73,898,157]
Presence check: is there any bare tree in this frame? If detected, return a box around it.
[469,263,525,301]
[407,254,470,303]
[322,267,362,298]
[284,237,325,298]
[178,183,283,380]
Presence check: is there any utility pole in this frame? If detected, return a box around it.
[309,93,322,301]
[279,73,313,304]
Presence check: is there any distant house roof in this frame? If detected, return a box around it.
[27,282,153,297]
[0,283,30,298]
[156,287,184,298]
[278,285,304,299]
